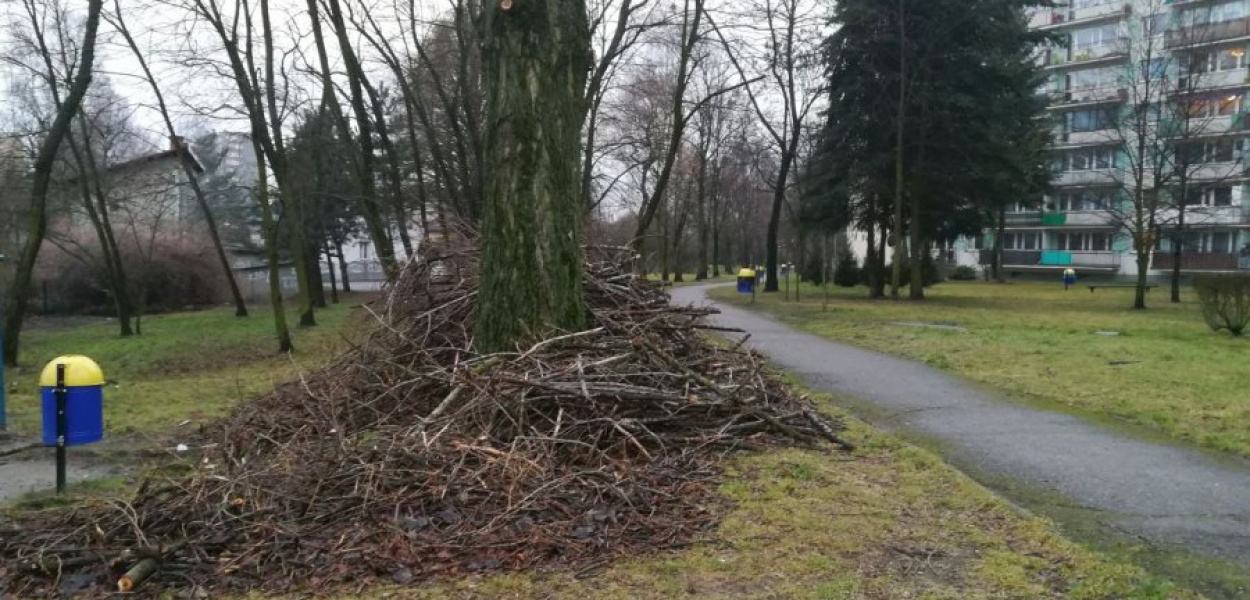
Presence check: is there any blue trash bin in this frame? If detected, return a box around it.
[40,355,105,447]
[737,268,757,293]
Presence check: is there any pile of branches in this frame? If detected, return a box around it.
[0,236,848,598]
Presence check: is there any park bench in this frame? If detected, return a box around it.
[1087,284,1155,293]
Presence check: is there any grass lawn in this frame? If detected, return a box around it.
[710,280,1250,457]
[1,294,372,438]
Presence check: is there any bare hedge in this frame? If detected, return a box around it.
[1192,274,1250,336]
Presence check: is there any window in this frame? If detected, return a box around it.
[1219,47,1248,71]
[1072,24,1120,52]
[358,241,371,259]
[1212,231,1234,253]
[1003,232,1041,251]
[1184,47,1248,74]
[1056,190,1114,211]
[1066,107,1116,132]
[1056,147,1119,171]
[1057,232,1113,252]
[1183,3,1249,27]
[1202,138,1250,163]
[1143,14,1169,37]
[1141,58,1166,79]
[1190,185,1239,206]
[1189,92,1246,118]
[1183,231,1238,253]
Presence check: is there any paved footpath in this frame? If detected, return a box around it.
[672,284,1250,572]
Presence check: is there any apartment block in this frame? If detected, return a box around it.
[953,0,1250,276]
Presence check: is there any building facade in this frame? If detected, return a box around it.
[951,0,1250,277]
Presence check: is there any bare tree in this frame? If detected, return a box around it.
[106,0,249,317]
[710,0,823,292]
[3,0,103,366]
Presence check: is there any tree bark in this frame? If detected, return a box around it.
[4,0,104,366]
[475,0,591,352]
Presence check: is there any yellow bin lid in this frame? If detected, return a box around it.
[738,268,756,278]
[40,355,105,387]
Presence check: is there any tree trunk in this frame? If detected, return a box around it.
[994,207,1006,283]
[325,243,339,304]
[909,204,924,300]
[890,0,906,300]
[1171,202,1187,304]
[764,151,793,293]
[866,210,879,299]
[874,221,888,299]
[336,243,352,294]
[671,201,689,282]
[4,0,103,367]
[659,202,670,282]
[254,141,294,353]
[475,0,590,352]
[1135,241,1150,310]
[307,242,327,309]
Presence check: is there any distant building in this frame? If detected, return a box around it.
[947,0,1250,277]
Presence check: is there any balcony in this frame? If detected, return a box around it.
[1157,204,1249,225]
[1063,211,1116,226]
[1033,3,1129,32]
[1046,45,1128,69]
[1005,212,1042,227]
[1152,252,1246,270]
[1054,129,1122,147]
[1167,17,1250,49]
[1048,86,1128,109]
[1176,69,1250,93]
[1053,169,1118,187]
[1180,113,1250,136]
[1186,161,1246,181]
[1002,250,1042,266]
[1001,250,1121,269]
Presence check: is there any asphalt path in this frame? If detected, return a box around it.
[671,283,1250,577]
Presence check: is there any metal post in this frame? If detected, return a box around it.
[56,363,67,494]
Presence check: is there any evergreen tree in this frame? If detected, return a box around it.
[809,0,1051,300]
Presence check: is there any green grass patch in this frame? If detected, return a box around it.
[711,280,1250,458]
[2,295,372,437]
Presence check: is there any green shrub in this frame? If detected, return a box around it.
[950,265,978,281]
[1193,274,1250,336]
[833,255,861,288]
